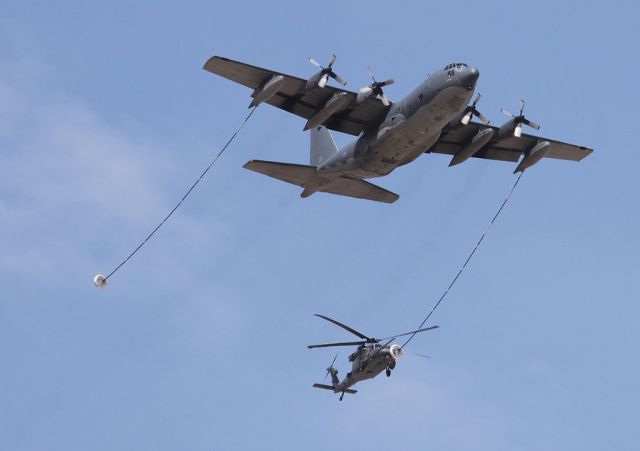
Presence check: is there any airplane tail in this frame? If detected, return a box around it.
[243,160,399,204]
[310,126,338,166]
[244,125,398,204]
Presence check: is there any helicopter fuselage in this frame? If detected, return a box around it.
[333,344,398,393]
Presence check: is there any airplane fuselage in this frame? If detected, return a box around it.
[317,64,479,180]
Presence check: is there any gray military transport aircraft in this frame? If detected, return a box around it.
[308,314,439,400]
[204,55,593,203]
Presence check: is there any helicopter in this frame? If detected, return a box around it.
[308,314,438,401]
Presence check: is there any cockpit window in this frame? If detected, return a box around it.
[444,62,468,70]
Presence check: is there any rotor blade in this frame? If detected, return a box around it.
[523,118,540,130]
[460,111,472,125]
[379,325,439,341]
[501,108,513,117]
[519,99,525,115]
[475,111,491,124]
[379,92,391,107]
[331,72,347,85]
[308,341,367,349]
[318,73,328,88]
[314,314,370,340]
[328,54,336,67]
[309,57,322,69]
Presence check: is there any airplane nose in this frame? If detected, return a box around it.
[464,67,479,89]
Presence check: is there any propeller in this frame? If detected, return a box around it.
[460,93,490,125]
[359,65,394,106]
[501,99,541,137]
[309,54,347,88]
[322,354,338,383]
[308,313,439,349]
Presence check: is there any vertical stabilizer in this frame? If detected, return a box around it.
[310,126,338,166]
[329,368,340,387]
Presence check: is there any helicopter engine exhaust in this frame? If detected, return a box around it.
[389,344,404,360]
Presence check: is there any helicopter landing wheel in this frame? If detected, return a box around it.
[386,368,391,377]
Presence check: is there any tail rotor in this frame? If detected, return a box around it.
[323,353,338,384]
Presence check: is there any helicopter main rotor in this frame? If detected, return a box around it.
[308,314,438,349]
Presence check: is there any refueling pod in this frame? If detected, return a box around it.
[514,140,551,173]
[249,75,285,108]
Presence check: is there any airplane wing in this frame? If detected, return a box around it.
[203,56,388,136]
[428,122,593,163]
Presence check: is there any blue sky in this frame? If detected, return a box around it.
[1,1,638,450]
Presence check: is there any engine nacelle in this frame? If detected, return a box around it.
[389,344,404,360]
[449,127,494,166]
[356,87,375,105]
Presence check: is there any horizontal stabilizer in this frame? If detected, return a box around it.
[244,160,398,204]
[321,178,399,204]
[312,383,357,394]
[244,160,316,186]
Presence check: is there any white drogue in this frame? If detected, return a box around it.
[93,274,107,289]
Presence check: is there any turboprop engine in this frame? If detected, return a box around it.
[389,344,404,360]
[356,66,394,106]
[497,100,541,139]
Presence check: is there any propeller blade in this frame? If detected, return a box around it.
[381,79,395,86]
[309,57,322,69]
[501,108,513,117]
[523,118,540,130]
[379,325,439,342]
[519,99,525,115]
[318,73,328,88]
[412,353,432,359]
[314,314,371,340]
[475,111,491,124]
[366,65,375,80]
[359,86,373,94]
[514,123,522,137]
[460,111,473,125]
[380,92,391,107]
[308,341,367,349]
[331,72,347,85]
[328,54,336,67]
